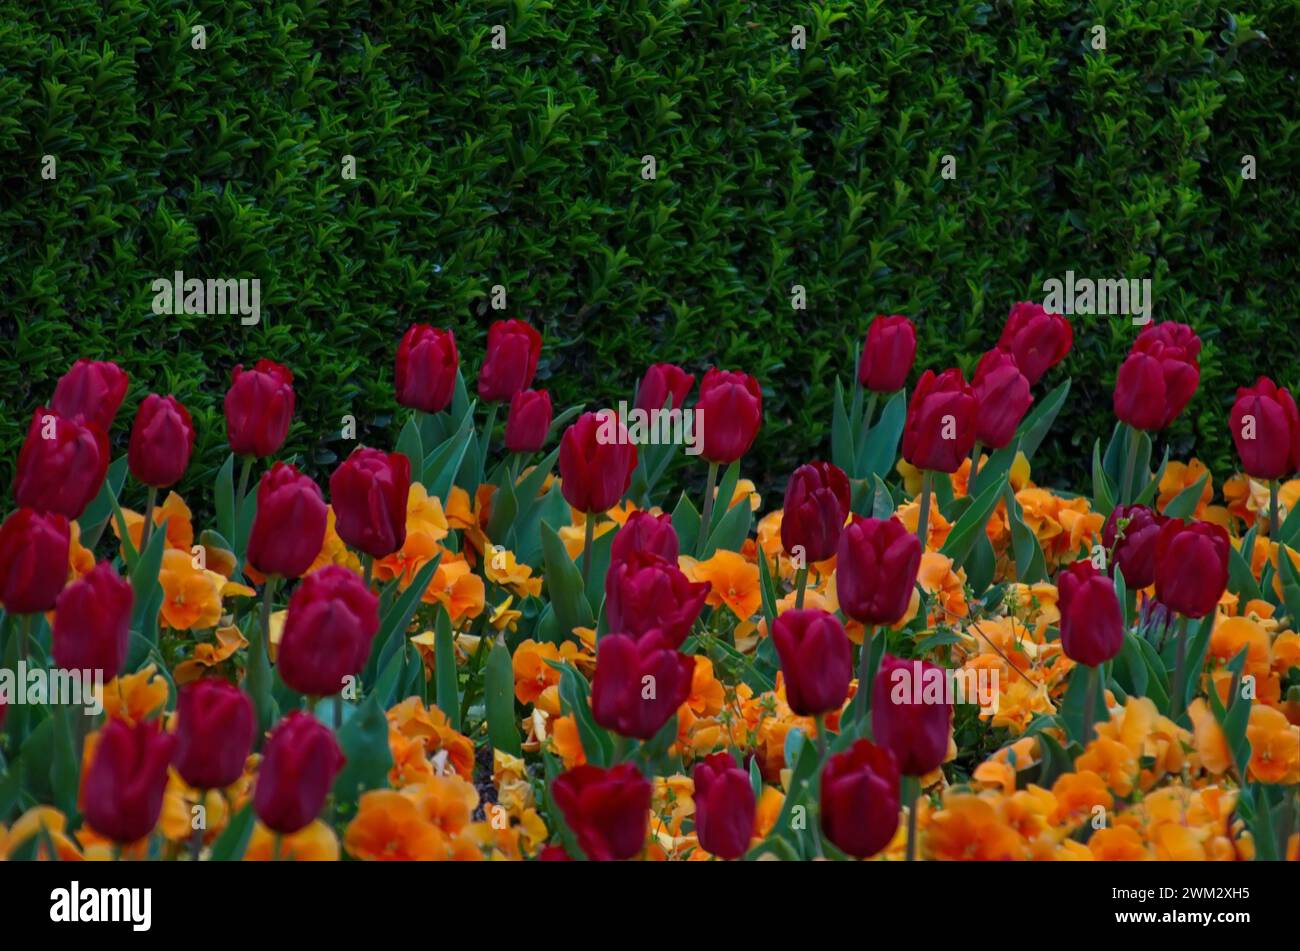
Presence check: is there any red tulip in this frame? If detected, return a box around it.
[128,394,195,488]
[395,324,459,413]
[1114,323,1201,432]
[780,461,850,563]
[609,511,679,567]
[225,360,295,457]
[253,710,346,835]
[858,315,917,392]
[871,654,952,775]
[635,363,696,413]
[697,368,762,464]
[591,631,694,740]
[246,462,328,578]
[504,388,552,453]
[550,763,651,860]
[996,302,1072,386]
[0,508,70,614]
[173,678,256,790]
[1102,504,1163,590]
[604,552,709,648]
[1230,377,1300,480]
[972,349,1032,449]
[820,739,900,858]
[51,359,129,432]
[772,609,852,717]
[51,561,133,678]
[1057,561,1124,666]
[329,446,411,558]
[13,406,109,519]
[477,319,542,402]
[1154,519,1229,618]
[835,515,922,625]
[692,752,755,859]
[277,565,380,696]
[901,369,977,473]
[82,718,176,844]
[559,410,637,513]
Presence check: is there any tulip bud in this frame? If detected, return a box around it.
[504,388,553,453]
[13,406,109,519]
[246,462,329,578]
[835,515,922,625]
[1057,561,1124,667]
[225,360,295,457]
[780,461,850,563]
[609,511,680,567]
[871,654,952,775]
[820,739,900,858]
[972,349,1032,449]
[277,565,380,696]
[996,302,1072,386]
[329,446,411,558]
[173,678,256,790]
[697,368,762,464]
[82,718,177,844]
[0,508,70,614]
[253,710,346,835]
[128,394,196,488]
[395,324,459,413]
[604,552,709,648]
[858,315,917,392]
[591,631,694,740]
[477,319,542,402]
[901,368,977,474]
[635,363,695,413]
[692,752,756,859]
[51,359,129,432]
[1154,519,1229,618]
[550,763,652,860]
[1230,376,1300,480]
[1102,504,1163,590]
[559,410,637,513]
[51,561,133,678]
[772,609,852,717]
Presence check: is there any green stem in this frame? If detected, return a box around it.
[968,440,983,490]
[794,565,809,610]
[849,624,877,726]
[1172,614,1189,718]
[482,402,500,470]
[1270,479,1280,539]
[905,776,921,862]
[362,553,373,590]
[581,514,597,589]
[17,612,33,665]
[1121,425,1141,505]
[916,471,933,549]
[140,485,158,549]
[235,455,254,515]
[697,461,720,557]
[863,391,879,433]
[260,577,280,659]
[333,695,343,731]
[1081,664,1099,743]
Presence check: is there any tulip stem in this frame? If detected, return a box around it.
[141,486,158,549]
[1270,479,1280,539]
[968,440,983,490]
[698,461,720,557]
[916,471,933,550]
[813,714,829,763]
[904,776,920,862]
[581,514,596,590]
[1121,425,1140,504]
[362,554,373,590]
[1081,664,1100,743]
[1171,614,1189,719]
[849,625,877,727]
[235,455,253,516]
[794,566,809,610]
[260,577,280,659]
[482,402,499,469]
[18,612,32,664]
[333,695,342,731]
[863,391,878,434]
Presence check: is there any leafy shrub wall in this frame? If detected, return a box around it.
[1,0,1296,510]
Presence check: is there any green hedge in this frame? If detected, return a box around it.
[2,0,1297,515]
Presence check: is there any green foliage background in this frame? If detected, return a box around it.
[1,0,1297,513]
